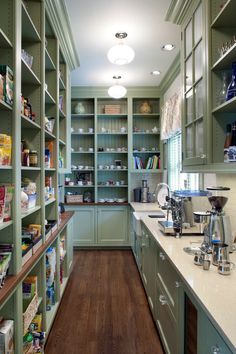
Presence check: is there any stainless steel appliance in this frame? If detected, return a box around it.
[207,186,233,252]
[141,180,149,203]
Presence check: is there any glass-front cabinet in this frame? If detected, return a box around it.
[182,0,208,167]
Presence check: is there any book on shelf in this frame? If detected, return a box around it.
[132,154,160,170]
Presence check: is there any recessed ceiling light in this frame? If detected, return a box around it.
[162,44,175,51]
[151,70,161,76]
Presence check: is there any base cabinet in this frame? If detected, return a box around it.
[65,205,129,247]
[131,218,234,354]
[72,208,96,246]
[97,207,128,245]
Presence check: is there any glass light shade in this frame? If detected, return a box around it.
[108,84,127,99]
[107,43,135,65]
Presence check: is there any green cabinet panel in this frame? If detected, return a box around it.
[141,222,158,318]
[198,309,233,354]
[156,280,178,354]
[71,208,95,246]
[97,206,128,245]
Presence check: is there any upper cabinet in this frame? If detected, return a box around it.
[177,0,236,172]
[181,0,207,167]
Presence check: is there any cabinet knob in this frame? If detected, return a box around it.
[159,294,168,305]
[175,281,182,288]
[159,252,166,261]
[200,154,206,159]
[211,345,221,354]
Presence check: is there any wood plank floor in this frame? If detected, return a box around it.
[45,250,164,354]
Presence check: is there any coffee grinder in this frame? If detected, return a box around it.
[207,186,233,252]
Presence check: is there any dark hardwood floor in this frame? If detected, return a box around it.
[45,250,164,354]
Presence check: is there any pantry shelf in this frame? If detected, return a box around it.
[21,59,41,85]
[0,99,12,111]
[21,2,41,42]
[0,28,12,48]
[0,220,13,231]
[21,115,41,130]
[21,206,41,219]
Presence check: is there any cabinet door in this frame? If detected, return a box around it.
[156,280,178,354]
[141,225,157,317]
[182,1,208,167]
[97,206,128,245]
[72,208,95,246]
[198,309,233,354]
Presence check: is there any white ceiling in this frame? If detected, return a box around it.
[65,0,181,87]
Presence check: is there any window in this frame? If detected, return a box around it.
[167,132,199,191]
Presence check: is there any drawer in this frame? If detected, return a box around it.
[156,279,178,354]
[198,310,233,354]
[157,250,181,319]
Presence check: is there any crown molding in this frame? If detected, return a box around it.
[71,86,162,99]
[159,53,180,95]
[45,0,80,70]
[165,0,193,24]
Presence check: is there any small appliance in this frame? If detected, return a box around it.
[141,180,149,203]
[207,186,233,252]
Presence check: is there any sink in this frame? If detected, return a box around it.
[133,211,165,236]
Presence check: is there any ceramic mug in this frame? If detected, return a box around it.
[78,128,84,133]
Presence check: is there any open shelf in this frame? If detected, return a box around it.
[0,220,13,231]
[45,198,56,206]
[0,99,13,111]
[21,59,41,85]
[21,206,41,219]
[0,28,13,48]
[45,48,56,70]
[212,43,236,71]
[21,115,41,130]
[211,0,235,28]
[21,2,41,42]
[212,96,236,113]
[45,90,56,104]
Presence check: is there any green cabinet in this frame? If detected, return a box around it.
[65,205,129,247]
[181,0,208,167]
[97,206,128,245]
[184,289,234,354]
[68,207,96,246]
[141,222,157,317]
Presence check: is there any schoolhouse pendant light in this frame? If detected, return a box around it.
[108,76,127,99]
[107,32,135,65]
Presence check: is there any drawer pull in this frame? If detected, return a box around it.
[159,294,168,305]
[211,346,221,354]
[175,281,182,288]
[159,252,166,261]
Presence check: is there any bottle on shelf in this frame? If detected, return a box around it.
[226,62,236,101]
[228,121,236,162]
[217,72,228,105]
[224,123,232,163]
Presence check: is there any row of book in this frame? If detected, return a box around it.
[132,155,160,169]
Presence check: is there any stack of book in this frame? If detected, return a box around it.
[133,155,160,169]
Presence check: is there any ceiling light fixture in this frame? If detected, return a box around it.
[107,32,135,65]
[161,43,175,51]
[108,76,127,99]
[151,70,161,75]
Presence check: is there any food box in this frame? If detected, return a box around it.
[22,244,33,266]
[65,194,83,204]
[32,236,43,254]
[0,65,13,105]
[23,293,39,334]
[47,220,57,234]
[104,104,121,114]
[27,194,37,210]
[0,134,12,166]
[0,74,4,101]
[45,225,52,241]
[0,319,14,354]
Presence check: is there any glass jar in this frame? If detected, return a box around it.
[29,150,38,167]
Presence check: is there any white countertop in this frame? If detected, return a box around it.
[130,202,163,212]
[131,204,236,352]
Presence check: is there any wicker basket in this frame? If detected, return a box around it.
[104,104,121,114]
[66,194,83,204]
